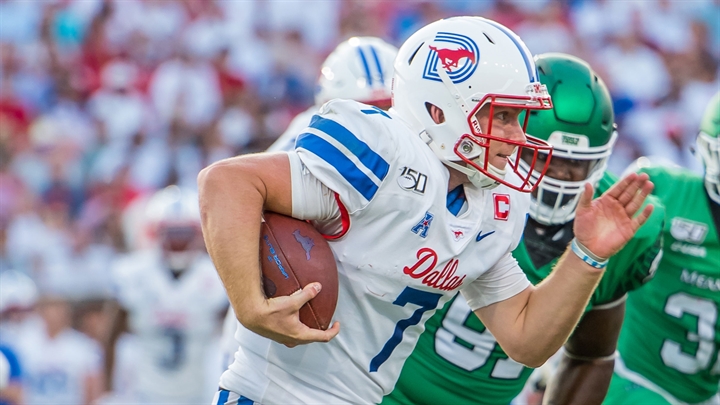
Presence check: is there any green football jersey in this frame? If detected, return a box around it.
[382,172,665,405]
[611,166,720,404]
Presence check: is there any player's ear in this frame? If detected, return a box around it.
[425,103,445,124]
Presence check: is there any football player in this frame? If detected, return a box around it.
[199,17,655,404]
[602,93,720,404]
[105,185,227,404]
[382,53,666,405]
[266,36,398,152]
[219,36,399,369]
[15,292,104,405]
[0,343,23,405]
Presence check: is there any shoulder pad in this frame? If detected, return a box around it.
[295,99,407,211]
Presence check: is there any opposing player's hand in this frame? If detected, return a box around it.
[573,173,654,261]
[243,283,340,347]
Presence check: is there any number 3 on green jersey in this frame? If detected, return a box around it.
[660,292,720,374]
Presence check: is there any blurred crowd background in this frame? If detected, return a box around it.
[0,0,718,403]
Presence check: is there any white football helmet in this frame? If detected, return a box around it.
[520,53,617,225]
[697,92,720,204]
[392,17,553,192]
[0,270,38,315]
[315,36,398,109]
[145,185,204,272]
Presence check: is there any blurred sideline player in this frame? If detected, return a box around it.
[0,341,23,405]
[381,53,665,405]
[1,270,104,405]
[15,291,104,405]
[0,270,39,345]
[0,270,36,405]
[104,185,227,404]
[200,17,655,404]
[603,93,720,405]
[219,36,398,368]
[265,36,397,153]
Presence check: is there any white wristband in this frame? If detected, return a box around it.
[571,238,609,269]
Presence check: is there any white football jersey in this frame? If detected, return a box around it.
[112,250,227,403]
[220,100,531,404]
[17,322,102,405]
[219,307,239,370]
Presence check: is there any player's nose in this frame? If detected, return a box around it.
[546,161,573,181]
[507,120,526,144]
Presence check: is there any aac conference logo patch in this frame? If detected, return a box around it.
[423,32,479,84]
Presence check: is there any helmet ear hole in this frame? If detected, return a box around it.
[425,102,445,124]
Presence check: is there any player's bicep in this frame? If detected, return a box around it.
[565,298,626,358]
[245,152,294,215]
[199,152,294,217]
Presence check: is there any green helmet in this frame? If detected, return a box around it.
[520,53,617,225]
[697,92,720,204]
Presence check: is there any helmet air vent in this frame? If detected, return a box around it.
[482,32,495,44]
[408,42,424,65]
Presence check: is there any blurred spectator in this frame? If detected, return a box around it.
[0,0,44,46]
[638,0,692,53]
[148,36,222,133]
[0,270,39,343]
[88,59,150,148]
[514,1,576,54]
[599,28,672,107]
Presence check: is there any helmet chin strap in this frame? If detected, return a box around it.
[420,130,503,190]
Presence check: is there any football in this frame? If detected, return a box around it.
[259,212,339,330]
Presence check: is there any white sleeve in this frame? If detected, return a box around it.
[293,99,394,213]
[460,252,531,311]
[288,151,343,235]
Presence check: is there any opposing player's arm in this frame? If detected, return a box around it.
[474,174,654,368]
[197,152,339,347]
[544,188,664,404]
[542,298,625,405]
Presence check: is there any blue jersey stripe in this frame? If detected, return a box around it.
[296,133,380,201]
[308,115,390,182]
[238,396,254,405]
[356,47,373,86]
[369,46,385,84]
[216,390,230,405]
[483,20,536,82]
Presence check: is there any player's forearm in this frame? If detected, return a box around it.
[543,354,614,405]
[198,157,267,326]
[512,252,603,367]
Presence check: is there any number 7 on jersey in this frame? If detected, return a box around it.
[369,286,442,372]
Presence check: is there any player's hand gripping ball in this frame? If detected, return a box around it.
[260,212,338,330]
